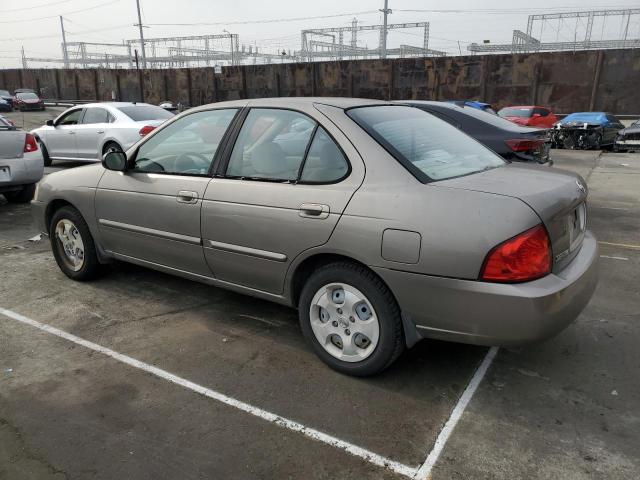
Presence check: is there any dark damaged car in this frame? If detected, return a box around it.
[551,112,624,150]
[614,119,640,152]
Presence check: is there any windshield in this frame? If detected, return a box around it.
[561,112,606,124]
[348,105,505,182]
[499,107,532,118]
[117,105,174,121]
[0,90,10,96]
[17,92,38,100]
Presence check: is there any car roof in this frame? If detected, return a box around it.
[82,102,156,108]
[190,97,387,112]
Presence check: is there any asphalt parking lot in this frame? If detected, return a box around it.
[1,109,639,479]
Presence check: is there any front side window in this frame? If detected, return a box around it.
[57,109,83,126]
[134,109,237,175]
[227,109,315,181]
[348,106,505,182]
[82,108,110,124]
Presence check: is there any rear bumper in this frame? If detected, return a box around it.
[0,152,44,192]
[374,231,598,347]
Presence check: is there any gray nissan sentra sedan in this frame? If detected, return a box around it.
[32,98,598,376]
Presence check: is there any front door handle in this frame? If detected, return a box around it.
[299,203,330,219]
[68,131,76,135]
[96,130,105,134]
[176,190,198,204]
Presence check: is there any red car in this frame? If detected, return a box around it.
[13,92,45,112]
[498,106,557,128]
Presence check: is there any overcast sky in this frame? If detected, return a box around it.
[1,0,639,68]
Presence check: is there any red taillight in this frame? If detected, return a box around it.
[480,224,551,283]
[139,125,156,137]
[505,139,545,152]
[24,133,38,153]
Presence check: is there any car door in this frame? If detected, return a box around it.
[45,108,84,159]
[95,108,239,276]
[531,108,549,127]
[202,106,364,294]
[75,107,112,161]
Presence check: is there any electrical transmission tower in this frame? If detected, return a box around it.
[468,8,640,54]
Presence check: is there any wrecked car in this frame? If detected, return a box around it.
[550,112,624,150]
[614,119,640,152]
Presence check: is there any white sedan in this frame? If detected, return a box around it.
[32,102,174,166]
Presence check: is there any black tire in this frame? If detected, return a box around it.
[37,138,52,166]
[49,206,102,281]
[102,142,122,159]
[298,262,405,376]
[3,184,36,203]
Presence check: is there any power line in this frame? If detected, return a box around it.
[0,0,121,24]
[3,0,74,13]
[145,10,379,26]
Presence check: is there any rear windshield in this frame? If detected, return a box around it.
[117,105,174,121]
[347,105,505,182]
[561,112,606,124]
[499,107,532,118]
[17,92,38,100]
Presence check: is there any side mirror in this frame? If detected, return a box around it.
[102,150,127,171]
[46,119,54,126]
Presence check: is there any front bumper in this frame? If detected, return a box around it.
[374,231,598,347]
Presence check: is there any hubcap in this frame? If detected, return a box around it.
[309,283,380,362]
[54,219,85,271]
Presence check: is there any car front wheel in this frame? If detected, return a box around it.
[49,206,102,281]
[298,262,405,376]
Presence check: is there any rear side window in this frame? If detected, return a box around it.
[227,109,315,181]
[117,105,174,121]
[300,127,349,183]
[348,105,504,182]
[82,108,110,124]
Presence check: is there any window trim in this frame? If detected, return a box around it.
[219,106,352,186]
[127,107,241,178]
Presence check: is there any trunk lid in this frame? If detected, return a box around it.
[0,130,25,159]
[436,163,588,272]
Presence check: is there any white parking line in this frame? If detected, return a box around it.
[600,255,629,261]
[1,307,497,479]
[0,307,416,478]
[413,346,499,480]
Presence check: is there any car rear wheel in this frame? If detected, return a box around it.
[3,184,36,203]
[298,262,404,376]
[50,206,102,281]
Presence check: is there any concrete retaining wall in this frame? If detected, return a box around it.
[1,49,639,113]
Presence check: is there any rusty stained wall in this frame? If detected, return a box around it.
[1,48,639,113]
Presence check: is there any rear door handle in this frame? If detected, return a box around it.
[299,203,330,219]
[96,130,105,134]
[176,190,198,204]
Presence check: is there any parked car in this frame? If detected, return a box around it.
[0,90,13,109]
[32,102,174,166]
[614,119,640,152]
[401,100,551,164]
[0,98,11,112]
[550,112,624,150]
[13,92,45,111]
[0,116,43,203]
[498,105,558,128]
[0,89,14,108]
[446,100,496,114]
[32,98,598,376]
